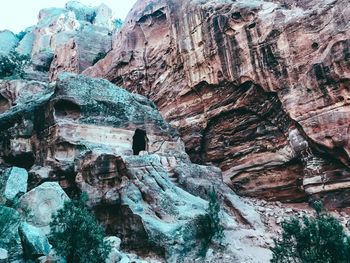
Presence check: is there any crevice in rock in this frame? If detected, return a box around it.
[53,99,81,120]
[3,153,35,170]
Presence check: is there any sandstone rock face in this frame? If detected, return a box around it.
[0,74,271,262]
[85,0,350,206]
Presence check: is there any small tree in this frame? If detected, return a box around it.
[271,201,350,263]
[207,188,224,243]
[198,188,224,257]
[49,193,111,263]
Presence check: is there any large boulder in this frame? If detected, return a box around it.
[2,167,28,203]
[84,153,209,261]
[0,30,18,56]
[18,182,69,229]
[18,222,51,260]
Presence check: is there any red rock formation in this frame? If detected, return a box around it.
[84,0,350,205]
[0,74,271,262]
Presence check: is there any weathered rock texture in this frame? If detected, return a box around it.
[0,30,18,56]
[85,0,350,207]
[0,1,117,82]
[0,74,270,262]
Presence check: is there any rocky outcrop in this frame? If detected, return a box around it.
[0,74,271,262]
[85,0,350,206]
[0,1,118,82]
[0,30,18,56]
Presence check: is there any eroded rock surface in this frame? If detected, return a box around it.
[18,182,69,229]
[0,74,269,262]
[85,0,350,206]
[2,167,28,203]
[0,30,18,56]
[0,1,117,82]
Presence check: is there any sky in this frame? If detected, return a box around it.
[0,0,137,33]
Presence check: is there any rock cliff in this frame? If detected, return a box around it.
[1,0,350,262]
[0,74,271,262]
[85,0,350,206]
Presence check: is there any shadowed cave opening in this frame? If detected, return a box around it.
[54,99,81,119]
[132,129,147,155]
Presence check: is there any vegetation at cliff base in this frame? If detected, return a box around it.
[271,201,350,263]
[199,187,224,256]
[92,51,107,65]
[207,188,224,243]
[49,193,111,263]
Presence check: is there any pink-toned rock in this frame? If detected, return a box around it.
[84,0,350,205]
[0,73,271,262]
[13,2,115,81]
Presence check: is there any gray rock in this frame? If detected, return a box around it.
[31,50,54,72]
[18,182,69,228]
[105,236,121,250]
[3,167,28,202]
[0,30,18,56]
[93,4,113,29]
[16,31,35,56]
[65,1,95,22]
[105,236,122,263]
[18,222,50,260]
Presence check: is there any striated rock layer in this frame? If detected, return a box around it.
[0,74,271,262]
[85,0,350,206]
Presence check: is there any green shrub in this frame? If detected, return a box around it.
[271,202,350,263]
[92,52,107,65]
[199,188,224,256]
[207,188,224,243]
[49,193,111,263]
[0,206,20,252]
[113,18,123,30]
[15,31,26,41]
[0,51,30,79]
